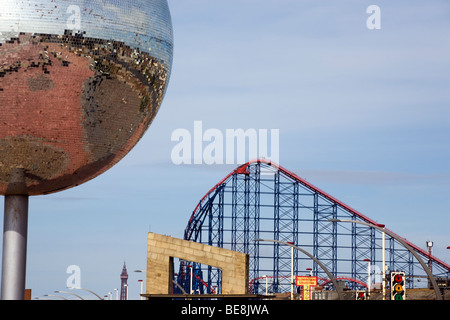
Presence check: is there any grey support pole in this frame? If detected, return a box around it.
[1,194,29,300]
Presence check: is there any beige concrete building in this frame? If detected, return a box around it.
[146,232,249,295]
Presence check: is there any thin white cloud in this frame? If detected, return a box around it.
[299,169,450,186]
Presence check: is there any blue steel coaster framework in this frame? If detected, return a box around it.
[177,160,450,295]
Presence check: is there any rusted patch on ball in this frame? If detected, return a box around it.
[0,136,69,182]
[27,74,55,92]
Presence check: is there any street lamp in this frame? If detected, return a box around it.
[138,280,144,300]
[253,239,343,300]
[363,259,371,296]
[262,275,269,296]
[54,290,84,300]
[379,224,387,300]
[44,294,67,300]
[124,284,128,300]
[114,288,118,300]
[286,241,295,300]
[328,218,443,300]
[67,287,103,300]
[134,270,146,300]
[187,265,194,294]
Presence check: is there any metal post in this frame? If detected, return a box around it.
[264,275,268,295]
[365,259,371,297]
[290,246,294,300]
[1,194,29,300]
[138,279,144,300]
[382,230,386,300]
[189,266,193,294]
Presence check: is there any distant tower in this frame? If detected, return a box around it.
[120,262,129,300]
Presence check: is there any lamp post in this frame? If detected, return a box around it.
[286,241,295,300]
[263,276,269,296]
[380,225,386,300]
[328,218,443,300]
[114,288,118,300]
[134,270,146,300]
[363,259,371,298]
[253,239,343,300]
[138,280,143,300]
[124,284,128,300]
[187,265,194,294]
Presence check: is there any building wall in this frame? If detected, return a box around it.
[146,232,249,295]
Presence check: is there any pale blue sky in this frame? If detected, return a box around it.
[1,0,449,299]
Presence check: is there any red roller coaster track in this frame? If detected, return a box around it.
[187,159,450,272]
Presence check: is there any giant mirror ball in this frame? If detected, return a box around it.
[0,0,173,195]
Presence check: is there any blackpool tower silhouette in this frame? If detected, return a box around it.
[120,262,128,300]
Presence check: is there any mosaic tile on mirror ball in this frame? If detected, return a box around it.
[0,0,173,195]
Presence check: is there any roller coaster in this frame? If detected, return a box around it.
[175,159,450,295]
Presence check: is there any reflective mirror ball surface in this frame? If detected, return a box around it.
[0,0,173,195]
